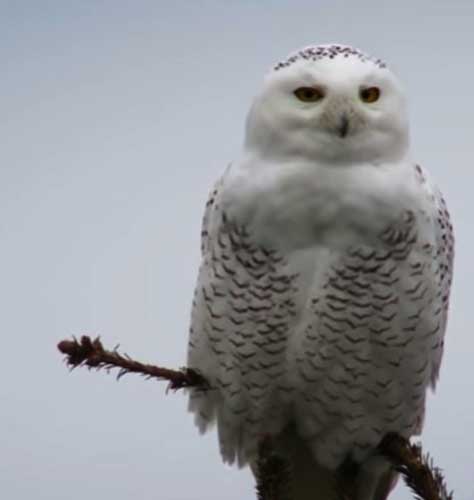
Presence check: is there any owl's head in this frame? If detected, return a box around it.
[244,45,409,164]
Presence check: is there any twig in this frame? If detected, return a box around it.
[255,436,291,500]
[378,433,453,500]
[57,336,209,391]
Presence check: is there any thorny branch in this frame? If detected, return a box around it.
[378,434,453,500]
[57,336,453,500]
[57,336,208,391]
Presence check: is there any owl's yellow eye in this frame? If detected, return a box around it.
[360,86,380,103]
[294,87,325,102]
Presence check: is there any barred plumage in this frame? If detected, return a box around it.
[187,44,454,500]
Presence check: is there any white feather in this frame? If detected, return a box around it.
[186,44,453,499]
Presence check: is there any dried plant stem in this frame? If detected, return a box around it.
[57,336,208,390]
[378,433,453,500]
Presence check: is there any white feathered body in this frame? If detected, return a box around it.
[186,44,454,500]
[188,155,453,470]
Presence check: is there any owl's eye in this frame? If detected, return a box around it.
[294,87,325,102]
[360,86,380,103]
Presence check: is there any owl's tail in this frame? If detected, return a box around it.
[251,425,397,500]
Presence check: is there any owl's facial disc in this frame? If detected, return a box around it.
[245,45,410,163]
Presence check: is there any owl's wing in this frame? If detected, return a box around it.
[419,166,454,386]
[187,168,308,465]
[187,175,226,429]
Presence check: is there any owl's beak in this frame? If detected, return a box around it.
[337,113,350,138]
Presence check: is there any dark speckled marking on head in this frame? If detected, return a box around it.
[274,44,387,71]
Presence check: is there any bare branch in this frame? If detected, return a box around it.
[378,433,453,500]
[57,336,209,391]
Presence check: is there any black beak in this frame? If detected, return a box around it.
[338,114,350,138]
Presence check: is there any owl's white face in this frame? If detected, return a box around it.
[245,45,410,164]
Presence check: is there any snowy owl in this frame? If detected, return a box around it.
[187,44,454,500]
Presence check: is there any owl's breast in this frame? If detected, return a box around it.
[222,157,420,253]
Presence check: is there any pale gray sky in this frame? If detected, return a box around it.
[1,2,473,499]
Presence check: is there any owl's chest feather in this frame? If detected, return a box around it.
[221,158,423,253]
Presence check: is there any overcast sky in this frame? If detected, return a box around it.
[2,2,473,499]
